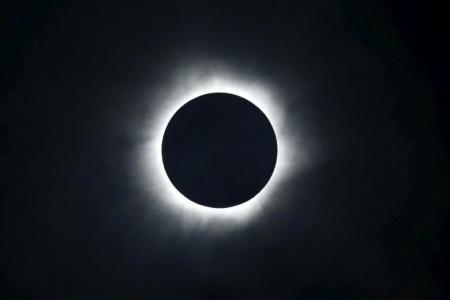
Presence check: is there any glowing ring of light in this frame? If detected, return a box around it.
[137,63,301,228]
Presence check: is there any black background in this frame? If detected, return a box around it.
[1,1,449,299]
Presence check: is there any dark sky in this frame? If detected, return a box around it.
[1,1,449,299]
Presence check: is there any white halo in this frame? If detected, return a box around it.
[136,62,303,229]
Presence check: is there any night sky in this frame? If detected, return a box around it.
[1,1,449,299]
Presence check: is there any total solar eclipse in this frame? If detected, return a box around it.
[161,93,278,208]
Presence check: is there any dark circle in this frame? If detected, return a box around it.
[162,93,277,208]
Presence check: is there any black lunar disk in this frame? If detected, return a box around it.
[162,93,278,208]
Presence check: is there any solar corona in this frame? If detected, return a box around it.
[137,64,302,228]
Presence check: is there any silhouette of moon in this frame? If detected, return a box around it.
[162,93,277,208]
